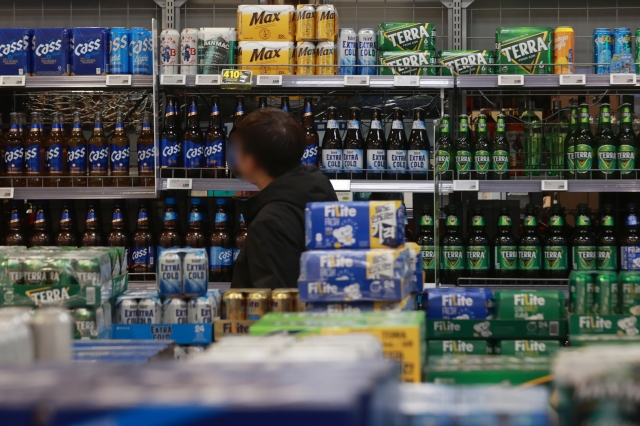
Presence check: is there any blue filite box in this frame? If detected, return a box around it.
[426,288,493,319]
[0,28,32,75]
[305,295,417,313]
[305,201,406,249]
[70,27,109,75]
[32,28,71,75]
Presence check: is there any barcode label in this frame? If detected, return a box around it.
[86,287,96,305]
[549,321,559,336]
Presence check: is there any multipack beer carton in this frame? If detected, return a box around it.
[378,50,437,76]
[428,340,493,356]
[495,26,553,74]
[237,5,295,42]
[237,41,294,75]
[305,295,416,314]
[494,340,561,357]
[70,27,109,75]
[377,23,436,51]
[438,50,495,76]
[495,290,565,320]
[425,288,493,319]
[0,28,32,76]
[32,28,71,75]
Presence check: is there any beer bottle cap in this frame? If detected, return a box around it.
[191,198,202,205]
[216,198,227,205]
[166,198,176,205]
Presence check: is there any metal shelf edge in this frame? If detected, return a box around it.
[3,75,155,89]
[11,186,156,199]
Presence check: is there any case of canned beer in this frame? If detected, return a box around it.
[0,28,32,76]
[305,295,416,314]
[377,23,436,52]
[495,26,553,75]
[32,28,71,75]
[569,270,619,315]
[237,5,295,42]
[438,50,495,76]
[198,28,236,74]
[70,27,109,75]
[238,41,294,75]
[157,248,209,299]
[495,290,565,320]
[378,51,437,76]
[72,301,112,339]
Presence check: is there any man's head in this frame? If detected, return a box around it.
[231,107,305,183]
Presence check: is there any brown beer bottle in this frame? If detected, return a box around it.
[204,96,227,178]
[88,112,109,187]
[109,110,131,187]
[45,112,68,187]
[67,111,88,187]
[185,198,207,249]
[131,200,155,277]
[228,96,245,137]
[209,198,232,282]
[5,200,25,246]
[258,96,268,109]
[137,111,155,186]
[233,213,248,265]
[157,197,182,260]
[55,201,78,246]
[5,112,25,187]
[108,200,131,270]
[29,201,52,247]
[81,200,105,246]
[280,96,290,112]
[24,112,45,187]
[182,96,204,179]
[301,97,319,168]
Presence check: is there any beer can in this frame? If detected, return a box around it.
[23,258,46,285]
[221,290,245,320]
[109,27,130,74]
[296,5,315,41]
[76,258,102,286]
[357,28,377,76]
[315,5,336,41]
[553,26,574,74]
[116,297,139,324]
[73,308,97,338]
[31,308,73,362]
[7,257,24,285]
[247,289,272,320]
[130,27,153,75]
[183,250,208,297]
[181,28,200,75]
[158,251,183,298]
[272,289,296,313]
[198,28,236,75]
[160,28,180,74]
[188,296,213,324]
[614,27,632,55]
[295,42,315,75]
[594,272,618,315]
[337,28,356,75]
[206,292,219,318]
[636,27,640,74]
[162,298,188,324]
[138,297,162,324]
[570,272,594,314]
[621,271,640,315]
[593,28,613,74]
[315,41,335,75]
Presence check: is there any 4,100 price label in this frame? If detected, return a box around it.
[221,69,253,89]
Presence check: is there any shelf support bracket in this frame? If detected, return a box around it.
[153,0,187,31]
[441,0,475,50]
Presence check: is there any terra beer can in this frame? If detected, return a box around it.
[553,26,574,74]
[316,41,335,75]
[295,42,315,75]
[315,5,336,41]
[160,28,180,74]
[296,4,315,41]
[221,290,245,320]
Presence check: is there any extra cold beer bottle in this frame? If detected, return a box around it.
[365,107,386,179]
[386,107,408,180]
[88,112,109,187]
[321,106,343,178]
[55,201,78,247]
[204,96,227,178]
[183,96,204,179]
[81,200,105,247]
[301,97,319,168]
[45,113,68,188]
[132,200,155,277]
[110,110,131,187]
[343,106,364,179]
[137,111,155,186]
[209,199,232,282]
[408,107,430,180]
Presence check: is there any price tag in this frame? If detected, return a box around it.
[195,74,221,85]
[394,75,420,87]
[106,74,132,86]
[221,69,253,89]
[0,188,14,198]
[541,180,568,191]
[160,74,186,85]
[610,74,637,85]
[330,179,351,192]
[166,178,193,190]
[0,76,25,86]
[498,75,524,86]
[256,74,282,86]
[559,74,586,85]
[344,75,369,86]
[453,180,479,191]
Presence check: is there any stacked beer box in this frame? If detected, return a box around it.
[377,23,437,76]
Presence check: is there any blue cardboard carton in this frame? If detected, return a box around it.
[426,288,493,319]
[32,28,71,75]
[305,295,417,313]
[0,28,32,75]
[70,27,109,75]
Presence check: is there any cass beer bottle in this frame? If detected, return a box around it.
[466,206,490,278]
[597,204,618,271]
[81,200,105,247]
[416,204,435,284]
[343,107,365,179]
[234,213,248,265]
[88,112,109,187]
[29,201,52,247]
[435,114,454,180]
[518,204,542,278]
[575,103,595,179]
[137,111,155,186]
[494,205,518,279]
[6,112,25,187]
[258,96,268,109]
[160,96,181,175]
[474,114,491,179]
[564,103,579,179]
[621,203,640,271]
[455,114,472,180]
[522,100,542,176]
[545,99,569,177]
[595,103,618,179]
[109,110,131,186]
[185,198,207,249]
[55,201,78,246]
[209,199,233,282]
[228,96,245,137]
[408,107,430,180]
[17,113,26,140]
[572,206,597,271]
[441,204,465,284]
[301,97,319,168]
[158,198,182,261]
[204,96,227,178]
[491,113,509,179]
[281,96,291,112]
[24,112,44,187]
[108,200,132,270]
[67,112,87,187]
[321,106,343,177]
[366,107,386,179]
[183,96,204,179]
[543,205,569,279]
[5,201,25,246]
[618,103,638,179]
[386,107,408,180]
[45,112,67,187]
[132,200,155,276]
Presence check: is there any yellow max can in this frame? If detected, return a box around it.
[237,5,295,42]
[296,5,315,41]
[295,42,315,75]
[315,41,335,75]
[238,41,295,75]
[554,26,575,74]
[246,289,272,320]
[315,5,336,41]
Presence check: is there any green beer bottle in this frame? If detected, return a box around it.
[455,115,473,180]
[595,103,619,179]
[417,204,435,284]
[618,103,638,180]
[440,204,465,284]
[571,206,597,270]
[466,206,490,278]
[491,113,510,180]
[435,114,454,180]
[522,100,543,176]
[544,205,569,279]
[564,103,579,179]
[596,204,618,271]
[545,99,569,177]
[474,114,491,180]
[494,204,518,279]
[575,103,595,179]
[518,204,542,278]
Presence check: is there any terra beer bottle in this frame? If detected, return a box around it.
[365,107,386,179]
[343,106,365,179]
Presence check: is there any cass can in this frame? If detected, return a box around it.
[71,27,109,75]
[138,297,162,324]
[221,290,245,320]
[109,27,130,74]
[188,296,213,324]
[116,297,139,324]
[158,251,183,298]
[129,27,152,75]
[247,289,271,320]
[73,308,97,338]
[357,28,377,76]
[162,298,188,324]
[183,249,208,297]
[272,289,296,313]
[570,272,594,314]
[593,28,613,74]
[315,41,335,75]
[0,28,32,76]
[180,28,199,75]
[553,26,574,74]
[295,4,315,41]
[160,28,180,74]
[295,41,315,75]
[337,28,356,75]
[614,27,632,55]
[315,5,336,41]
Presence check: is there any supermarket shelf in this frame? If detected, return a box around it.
[127,280,231,292]
[0,75,154,89]
[7,186,156,200]
[465,179,640,193]
[456,74,637,89]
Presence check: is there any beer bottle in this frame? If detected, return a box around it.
[575,103,595,179]
[5,200,25,246]
[594,103,618,179]
[158,197,182,261]
[258,96,268,109]
[321,106,343,177]
[597,204,618,271]
[109,110,131,187]
[132,200,155,276]
[228,96,245,137]
[88,112,109,187]
[544,205,569,278]
[474,114,491,180]
[518,204,542,278]
[233,213,248,265]
[29,201,52,247]
[343,106,365,179]
[280,96,291,112]
[137,111,155,186]
[204,97,227,178]
[455,114,472,180]
[55,201,77,246]
[183,96,204,179]
[81,200,105,247]
[564,102,579,179]
[621,203,640,271]
[301,97,319,168]
[45,112,67,187]
[185,198,207,249]
[571,206,597,271]
[522,100,542,176]
[108,200,132,270]
[0,114,5,176]
[17,113,26,140]
[435,114,454,180]
[6,112,25,187]
[386,107,408,180]
[491,113,509,180]
[67,111,87,187]
[209,198,233,282]
[160,96,181,174]
[466,206,490,278]
[416,204,435,284]
[618,103,638,179]
[441,204,465,284]
[494,205,518,279]
[365,107,386,180]
[408,107,430,180]
[545,99,569,177]
[24,112,44,187]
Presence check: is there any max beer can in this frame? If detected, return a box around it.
[109,27,130,74]
[337,28,356,75]
[160,28,180,74]
[181,28,199,75]
[593,28,613,74]
[296,4,315,41]
[162,298,188,324]
[295,42,315,75]
[553,26,574,74]
[315,5,336,41]
[316,41,335,75]
[357,28,377,76]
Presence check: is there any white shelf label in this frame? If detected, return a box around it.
[195,74,221,85]
[453,180,479,191]
[330,179,351,192]
[394,75,420,87]
[559,74,586,85]
[541,180,568,191]
[106,74,132,86]
[344,75,369,86]
[166,178,193,190]
[161,74,186,85]
[0,76,25,86]
[610,74,636,85]
[256,75,282,86]
[0,188,14,198]
[498,75,524,86]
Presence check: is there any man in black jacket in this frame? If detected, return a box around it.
[230,107,337,289]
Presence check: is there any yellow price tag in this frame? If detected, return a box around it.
[220,69,253,89]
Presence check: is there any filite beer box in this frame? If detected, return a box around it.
[70,27,109,75]
[32,28,71,75]
[495,290,565,320]
[305,201,406,249]
[428,340,493,356]
[237,5,295,42]
[494,340,561,357]
[426,288,493,319]
[0,28,32,76]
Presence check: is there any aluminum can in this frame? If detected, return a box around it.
[109,27,130,74]
[188,296,213,324]
[206,292,219,318]
[636,28,640,74]
[7,257,24,285]
[130,27,152,75]
[295,41,315,75]
[23,258,46,285]
[160,28,180,74]
[614,27,632,55]
[183,249,208,297]
[570,272,594,314]
[595,271,618,315]
[247,289,271,320]
[158,251,183,298]
[553,26,574,74]
[593,28,613,74]
[73,308,97,338]
[197,28,236,74]
[357,28,377,76]
[180,28,199,75]
[116,297,139,324]
[221,290,245,320]
[315,5,336,41]
[315,41,335,75]
[272,289,296,313]
[162,298,188,324]
[337,28,356,75]
[296,5,315,41]
[31,308,72,362]
[138,296,162,324]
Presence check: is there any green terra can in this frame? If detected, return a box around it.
[620,271,640,315]
[46,258,75,286]
[594,271,619,315]
[7,257,24,285]
[570,272,594,314]
[23,258,46,286]
[76,258,102,286]
[73,308,97,339]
